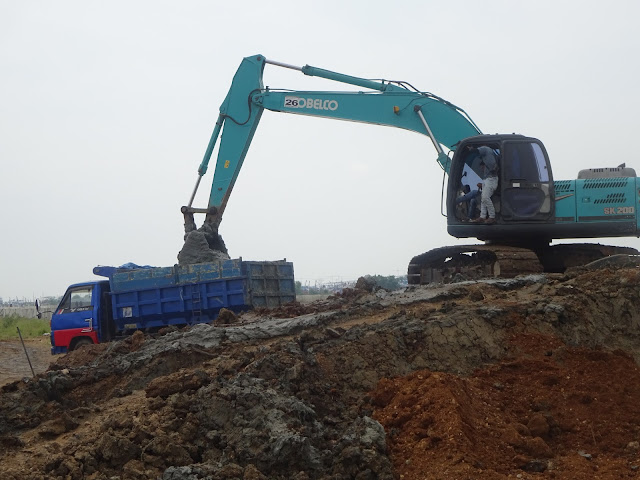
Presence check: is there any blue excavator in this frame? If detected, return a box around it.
[181,54,638,284]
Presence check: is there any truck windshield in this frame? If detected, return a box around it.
[58,287,93,313]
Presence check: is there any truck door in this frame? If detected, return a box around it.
[499,140,554,221]
[51,284,99,350]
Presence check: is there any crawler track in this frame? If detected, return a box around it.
[408,243,639,284]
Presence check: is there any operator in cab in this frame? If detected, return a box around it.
[456,184,481,221]
[471,146,499,225]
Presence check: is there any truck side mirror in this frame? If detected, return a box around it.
[35,299,42,319]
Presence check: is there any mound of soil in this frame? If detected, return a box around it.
[373,335,640,478]
[2,267,640,479]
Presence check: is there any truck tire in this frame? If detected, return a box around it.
[71,337,93,351]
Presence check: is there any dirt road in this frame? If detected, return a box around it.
[0,337,52,387]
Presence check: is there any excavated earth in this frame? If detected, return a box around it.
[3,264,640,479]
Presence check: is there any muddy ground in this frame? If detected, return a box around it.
[2,266,640,479]
[0,337,52,386]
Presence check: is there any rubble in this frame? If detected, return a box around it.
[2,266,640,479]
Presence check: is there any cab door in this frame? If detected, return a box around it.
[499,139,554,221]
[51,284,98,349]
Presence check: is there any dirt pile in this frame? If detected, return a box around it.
[373,336,640,478]
[2,267,640,479]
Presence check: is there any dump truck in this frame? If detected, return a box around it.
[49,259,295,354]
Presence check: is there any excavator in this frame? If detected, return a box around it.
[181,54,639,284]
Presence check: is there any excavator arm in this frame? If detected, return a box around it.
[182,54,481,231]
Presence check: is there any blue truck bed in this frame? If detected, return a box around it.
[93,258,295,332]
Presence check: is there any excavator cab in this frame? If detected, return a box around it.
[446,134,555,241]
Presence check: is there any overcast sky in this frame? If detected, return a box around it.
[1,0,639,299]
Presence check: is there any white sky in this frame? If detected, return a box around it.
[1,0,639,299]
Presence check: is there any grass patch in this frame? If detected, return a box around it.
[0,316,50,340]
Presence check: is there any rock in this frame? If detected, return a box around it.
[129,330,145,351]
[123,459,146,477]
[578,450,592,460]
[502,425,524,447]
[162,465,202,480]
[215,308,238,325]
[146,436,193,466]
[355,276,376,292]
[527,413,550,438]
[96,433,141,466]
[514,423,531,437]
[521,459,548,472]
[523,437,553,458]
[626,441,640,453]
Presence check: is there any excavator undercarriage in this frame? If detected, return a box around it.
[407,243,639,284]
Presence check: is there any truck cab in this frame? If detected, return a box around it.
[50,280,114,354]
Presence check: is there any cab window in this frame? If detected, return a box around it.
[58,287,93,313]
[504,142,549,182]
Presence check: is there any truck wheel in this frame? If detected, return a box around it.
[71,337,93,351]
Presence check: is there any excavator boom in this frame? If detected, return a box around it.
[182,54,481,227]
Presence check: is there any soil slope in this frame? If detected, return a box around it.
[2,265,640,479]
